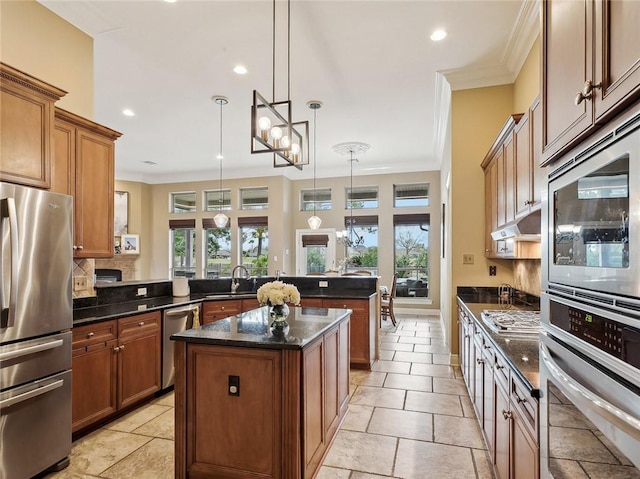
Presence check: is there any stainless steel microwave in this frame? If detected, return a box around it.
[544,109,640,299]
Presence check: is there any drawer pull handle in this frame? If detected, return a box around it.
[502,409,512,420]
[496,364,505,370]
[476,358,484,365]
[138,321,145,326]
[515,393,527,404]
[87,332,95,338]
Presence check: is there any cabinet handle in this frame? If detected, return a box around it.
[221,307,225,310]
[464,334,471,339]
[524,200,534,205]
[138,321,145,326]
[73,245,78,250]
[574,80,601,105]
[502,409,512,420]
[77,245,84,250]
[514,392,527,404]
[476,358,484,365]
[120,345,125,350]
[87,332,95,338]
[496,364,505,370]
[114,346,121,352]
[499,246,508,252]
[483,344,491,349]
[485,249,492,252]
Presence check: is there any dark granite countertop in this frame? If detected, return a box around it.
[73,292,375,327]
[457,288,540,396]
[171,306,351,350]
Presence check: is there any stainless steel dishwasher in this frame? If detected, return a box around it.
[162,303,200,389]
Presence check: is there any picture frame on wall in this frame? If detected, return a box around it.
[121,234,140,254]
[115,191,129,236]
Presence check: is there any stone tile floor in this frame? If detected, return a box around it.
[45,313,494,479]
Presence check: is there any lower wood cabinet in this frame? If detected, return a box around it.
[202,299,241,324]
[457,302,539,479]
[71,311,161,433]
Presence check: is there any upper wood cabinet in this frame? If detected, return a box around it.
[542,0,640,166]
[0,63,66,188]
[53,108,122,258]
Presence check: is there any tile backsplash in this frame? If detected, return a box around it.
[513,259,541,297]
[72,258,95,298]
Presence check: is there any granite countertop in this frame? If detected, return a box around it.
[172,306,351,350]
[73,292,375,327]
[457,292,540,396]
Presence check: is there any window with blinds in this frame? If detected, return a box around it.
[346,186,378,209]
[394,183,430,207]
[240,187,269,210]
[301,188,332,211]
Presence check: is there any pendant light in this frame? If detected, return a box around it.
[212,95,229,228]
[307,100,323,230]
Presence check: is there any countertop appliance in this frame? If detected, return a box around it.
[162,303,200,389]
[0,182,73,478]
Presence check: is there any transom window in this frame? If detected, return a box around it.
[301,188,332,211]
[394,183,430,207]
[171,192,196,213]
[241,187,269,210]
[204,190,231,211]
[346,186,378,209]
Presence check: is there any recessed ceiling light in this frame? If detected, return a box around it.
[233,65,247,75]
[430,29,447,42]
[122,108,135,117]
[164,0,177,3]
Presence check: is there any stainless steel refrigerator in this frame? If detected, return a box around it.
[1,182,73,478]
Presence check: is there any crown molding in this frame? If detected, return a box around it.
[502,0,541,74]
[432,73,451,167]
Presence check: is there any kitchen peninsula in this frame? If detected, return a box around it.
[172,306,351,479]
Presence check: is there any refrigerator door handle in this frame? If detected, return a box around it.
[0,339,64,362]
[0,378,64,409]
[1,197,19,328]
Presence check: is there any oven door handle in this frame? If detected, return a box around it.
[540,343,640,439]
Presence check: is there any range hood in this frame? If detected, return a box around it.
[491,209,541,242]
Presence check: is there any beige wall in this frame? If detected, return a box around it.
[0,0,94,118]
[513,36,541,114]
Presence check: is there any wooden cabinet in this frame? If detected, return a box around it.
[241,297,261,311]
[321,297,376,369]
[71,312,160,434]
[175,315,350,479]
[117,312,161,409]
[542,0,640,165]
[53,108,121,258]
[202,299,242,324]
[0,63,66,188]
[71,321,118,433]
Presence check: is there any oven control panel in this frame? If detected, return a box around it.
[550,301,640,368]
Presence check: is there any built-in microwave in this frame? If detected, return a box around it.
[544,108,640,299]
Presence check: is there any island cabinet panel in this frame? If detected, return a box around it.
[71,321,117,433]
[303,337,325,478]
[188,346,282,478]
[299,297,324,308]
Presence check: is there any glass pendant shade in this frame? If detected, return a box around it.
[214,212,229,228]
[307,215,322,230]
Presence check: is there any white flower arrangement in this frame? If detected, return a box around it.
[257,281,301,306]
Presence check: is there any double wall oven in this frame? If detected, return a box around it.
[541,109,640,478]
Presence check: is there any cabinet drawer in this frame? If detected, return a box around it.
[73,320,117,349]
[511,375,538,440]
[322,299,366,313]
[118,312,160,339]
[494,351,510,391]
[203,300,241,315]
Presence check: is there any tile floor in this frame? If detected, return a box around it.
[45,313,494,479]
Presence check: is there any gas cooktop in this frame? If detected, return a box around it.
[481,309,542,335]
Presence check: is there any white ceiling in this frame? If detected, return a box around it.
[39,0,538,184]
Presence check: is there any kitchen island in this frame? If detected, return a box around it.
[172,306,351,479]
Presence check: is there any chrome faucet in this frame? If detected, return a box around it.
[231,265,250,293]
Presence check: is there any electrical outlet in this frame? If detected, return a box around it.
[462,254,474,264]
[319,281,328,288]
[73,276,88,291]
[489,265,497,276]
[137,287,147,296]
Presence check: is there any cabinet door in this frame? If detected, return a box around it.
[511,406,539,479]
[593,0,640,122]
[202,300,242,324]
[118,331,161,409]
[303,336,325,478]
[529,97,546,205]
[323,326,340,440]
[52,118,75,195]
[72,341,118,432]
[74,128,114,257]
[496,147,506,227]
[514,111,532,218]
[503,133,516,224]
[300,297,324,308]
[494,381,511,479]
[337,318,350,412]
[542,0,594,165]
[482,343,496,454]
[472,337,484,421]
[484,161,498,257]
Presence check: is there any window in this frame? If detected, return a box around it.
[394,183,430,207]
[203,218,232,278]
[342,215,378,275]
[240,187,269,210]
[347,186,378,209]
[301,188,332,211]
[171,192,196,213]
[393,214,429,298]
[238,217,269,277]
[170,219,196,278]
[204,190,231,211]
[302,234,330,273]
